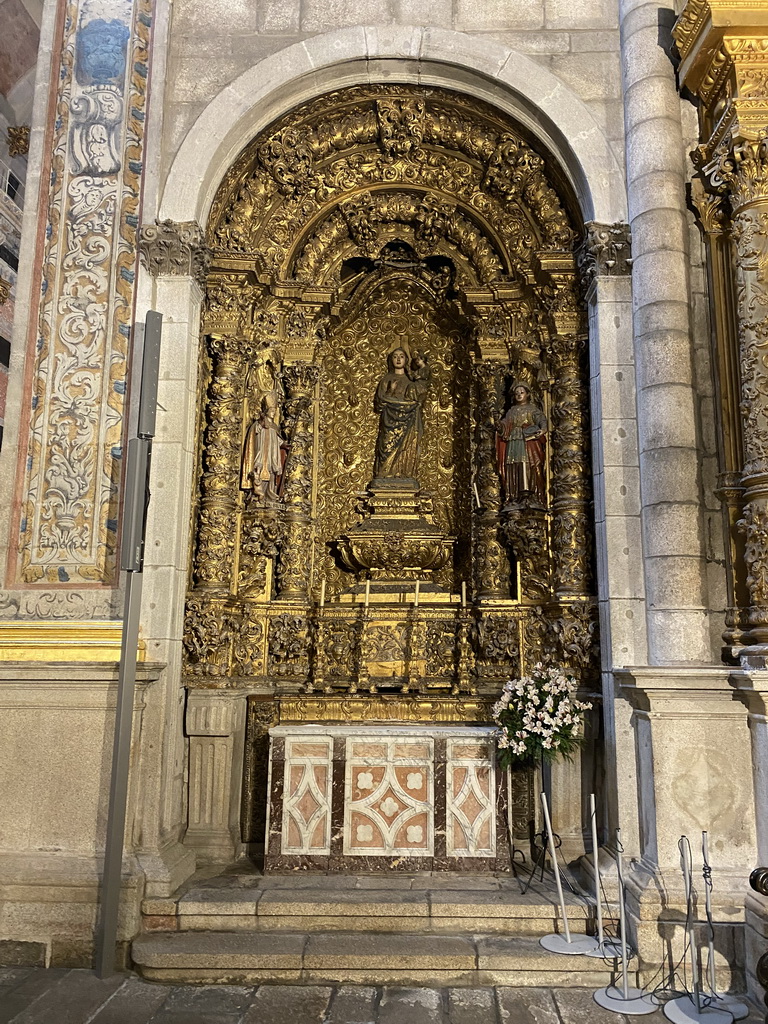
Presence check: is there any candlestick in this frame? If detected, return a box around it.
[414,580,420,608]
[364,579,370,608]
[319,579,326,611]
[461,581,467,608]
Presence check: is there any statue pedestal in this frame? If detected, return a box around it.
[336,482,454,588]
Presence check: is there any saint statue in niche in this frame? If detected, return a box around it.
[496,382,548,507]
[372,347,430,485]
[240,392,287,502]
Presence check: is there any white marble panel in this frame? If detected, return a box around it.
[281,735,333,855]
[446,737,496,858]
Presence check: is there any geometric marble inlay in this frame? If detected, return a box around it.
[281,737,333,855]
[446,737,496,858]
[344,736,434,857]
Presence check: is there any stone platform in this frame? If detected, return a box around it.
[132,867,620,987]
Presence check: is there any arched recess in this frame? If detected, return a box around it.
[158,27,626,229]
[182,83,598,708]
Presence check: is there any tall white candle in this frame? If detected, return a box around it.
[319,579,326,611]
[414,580,420,607]
[364,579,370,608]
[473,483,481,508]
[461,581,467,608]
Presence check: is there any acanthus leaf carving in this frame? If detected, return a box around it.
[139,219,210,286]
[576,222,633,285]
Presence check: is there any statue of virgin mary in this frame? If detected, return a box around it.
[372,346,430,486]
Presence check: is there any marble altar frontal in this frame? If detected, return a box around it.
[265,725,510,872]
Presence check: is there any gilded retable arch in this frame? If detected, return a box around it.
[157,27,627,229]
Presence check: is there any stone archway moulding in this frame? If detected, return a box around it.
[158,25,627,228]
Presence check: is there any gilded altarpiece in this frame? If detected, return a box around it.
[180,86,599,853]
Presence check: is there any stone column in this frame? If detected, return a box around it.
[277,363,318,600]
[4,0,153,605]
[620,0,711,663]
[472,362,507,600]
[184,690,245,863]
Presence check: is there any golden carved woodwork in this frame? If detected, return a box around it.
[676,2,768,648]
[183,84,598,698]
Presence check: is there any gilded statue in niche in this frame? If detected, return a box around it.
[241,392,287,502]
[496,383,548,507]
[251,338,284,414]
[373,347,431,485]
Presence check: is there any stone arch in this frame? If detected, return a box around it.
[158,27,626,229]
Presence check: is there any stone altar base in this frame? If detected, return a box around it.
[132,867,613,987]
[265,725,510,872]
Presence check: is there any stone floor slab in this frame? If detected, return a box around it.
[88,978,171,1024]
[447,986,498,1024]
[324,984,378,1023]
[3,971,123,1024]
[0,969,71,1024]
[241,985,332,1023]
[552,986,632,1024]
[495,986,560,1024]
[378,986,446,1024]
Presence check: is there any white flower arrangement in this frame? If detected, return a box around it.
[493,662,592,770]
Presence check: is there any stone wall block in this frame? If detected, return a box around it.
[639,447,700,506]
[630,206,688,256]
[419,26,511,76]
[570,30,620,51]
[546,0,618,29]
[257,0,301,32]
[604,516,646,599]
[635,384,697,451]
[455,0,544,31]
[302,0,393,32]
[631,249,690,307]
[633,330,694,389]
[549,52,622,102]
[644,554,707,610]
[601,418,640,469]
[603,465,642,516]
[642,503,703,559]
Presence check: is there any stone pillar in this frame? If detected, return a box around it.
[184,690,245,863]
[277,363,318,600]
[4,0,153,604]
[578,223,646,856]
[472,361,507,600]
[620,0,711,663]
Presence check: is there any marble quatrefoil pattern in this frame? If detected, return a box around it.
[345,737,434,856]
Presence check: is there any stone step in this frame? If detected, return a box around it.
[132,931,622,987]
[143,874,597,937]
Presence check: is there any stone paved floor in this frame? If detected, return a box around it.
[0,968,761,1024]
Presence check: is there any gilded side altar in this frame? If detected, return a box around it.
[175,85,599,850]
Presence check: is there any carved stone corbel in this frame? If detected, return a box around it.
[138,219,210,287]
[576,222,633,290]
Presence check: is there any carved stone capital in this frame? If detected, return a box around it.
[6,125,29,158]
[139,219,210,286]
[577,222,633,284]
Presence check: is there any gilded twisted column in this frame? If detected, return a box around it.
[549,332,592,599]
[193,334,247,592]
[472,361,508,600]
[277,363,319,600]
